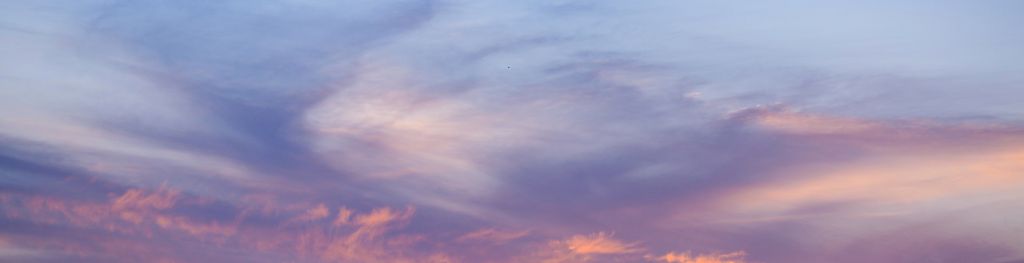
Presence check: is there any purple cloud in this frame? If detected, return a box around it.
[2,1,1023,262]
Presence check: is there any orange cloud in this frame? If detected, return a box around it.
[4,188,237,238]
[661,109,1024,256]
[289,203,330,223]
[333,206,354,226]
[353,206,414,227]
[744,107,884,135]
[152,214,235,237]
[1,189,456,262]
[6,187,764,263]
[559,232,642,255]
[703,107,1024,224]
[527,232,749,263]
[112,188,179,211]
[293,206,452,263]
[647,251,747,263]
[520,232,645,262]
[710,140,1024,225]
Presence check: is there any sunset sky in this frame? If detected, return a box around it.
[2,1,1023,262]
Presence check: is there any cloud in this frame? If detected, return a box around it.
[288,203,330,223]
[526,232,752,263]
[112,188,179,211]
[332,206,354,226]
[3,185,759,263]
[560,232,642,255]
[3,1,1024,262]
[0,186,445,262]
[736,106,886,135]
[353,206,415,228]
[304,206,439,263]
[458,228,530,243]
[2,187,235,238]
[646,251,747,263]
[706,108,1024,224]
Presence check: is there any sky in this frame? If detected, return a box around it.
[1,1,1023,262]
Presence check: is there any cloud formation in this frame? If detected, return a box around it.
[647,251,746,263]
[2,0,1023,262]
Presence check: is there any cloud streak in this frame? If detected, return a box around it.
[2,0,1023,262]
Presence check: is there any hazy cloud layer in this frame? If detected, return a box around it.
[2,1,1023,262]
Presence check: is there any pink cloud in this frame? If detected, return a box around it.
[646,251,747,263]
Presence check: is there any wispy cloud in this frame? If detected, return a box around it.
[646,251,747,263]
[2,0,1023,262]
